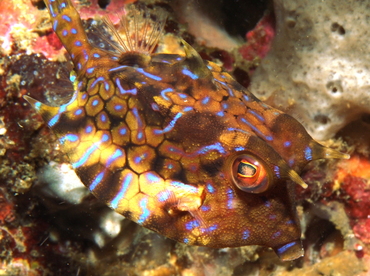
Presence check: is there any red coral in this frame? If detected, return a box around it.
[238,13,275,62]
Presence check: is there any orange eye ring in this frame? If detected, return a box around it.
[231,154,272,193]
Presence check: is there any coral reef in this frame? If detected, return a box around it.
[249,0,370,141]
[0,0,370,275]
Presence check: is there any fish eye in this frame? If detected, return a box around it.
[231,154,272,193]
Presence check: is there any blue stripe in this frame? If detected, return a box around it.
[154,113,182,134]
[136,68,162,81]
[137,198,150,224]
[182,68,198,80]
[110,173,133,209]
[72,143,99,169]
[90,171,105,191]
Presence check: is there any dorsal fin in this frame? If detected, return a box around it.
[181,39,211,79]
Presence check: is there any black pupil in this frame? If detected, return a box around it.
[238,162,256,177]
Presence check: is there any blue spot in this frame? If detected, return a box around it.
[93,53,100,58]
[59,2,66,8]
[137,198,150,224]
[90,171,105,191]
[284,141,291,147]
[183,106,193,112]
[60,134,79,143]
[272,231,281,239]
[160,88,173,101]
[235,146,245,151]
[71,28,77,34]
[92,99,99,106]
[304,146,312,160]
[201,96,210,104]
[114,104,123,111]
[274,166,280,178]
[222,103,228,109]
[167,164,174,169]
[119,127,127,135]
[100,113,107,122]
[277,241,298,255]
[206,65,212,70]
[74,109,83,116]
[77,63,82,70]
[243,95,250,102]
[242,230,250,240]
[288,159,295,167]
[75,41,82,47]
[151,103,159,111]
[69,74,76,82]
[286,220,294,225]
[185,220,200,230]
[134,155,142,164]
[184,238,189,244]
[200,205,210,211]
[102,133,109,142]
[110,173,133,209]
[226,188,234,209]
[182,68,198,80]
[137,132,143,140]
[263,199,271,208]
[179,93,187,99]
[62,29,68,36]
[62,15,71,22]
[206,183,215,193]
[87,67,95,74]
[136,68,162,81]
[206,224,218,232]
[104,82,110,91]
[85,125,93,133]
[216,111,224,117]
[34,102,42,109]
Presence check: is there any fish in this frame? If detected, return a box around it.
[25,0,349,261]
